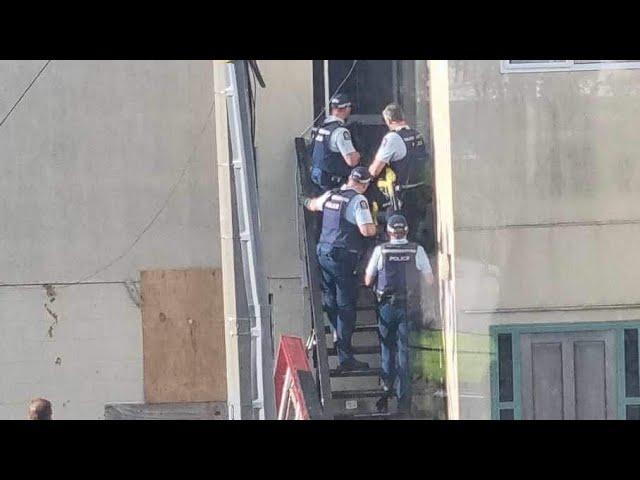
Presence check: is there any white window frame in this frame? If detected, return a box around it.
[500,60,640,74]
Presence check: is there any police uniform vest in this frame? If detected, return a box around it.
[311,120,352,179]
[318,188,363,253]
[376,242,420,301]
[390,128,428,186]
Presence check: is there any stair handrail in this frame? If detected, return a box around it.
[294,136,334,419]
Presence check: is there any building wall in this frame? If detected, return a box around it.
[448,60,640,418]
[0,284,142,419]
[253,60,314,343]
[0,60,218,419]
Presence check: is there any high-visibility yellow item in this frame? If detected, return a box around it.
[373,167,400,222]
[377,166,397,195]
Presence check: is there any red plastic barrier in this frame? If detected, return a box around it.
[274,335,318,420]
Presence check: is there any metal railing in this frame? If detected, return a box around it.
[294,136,333,419]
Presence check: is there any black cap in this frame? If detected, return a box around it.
[329,93,352,109]
[387,214,408,233]
[350,166,371,184]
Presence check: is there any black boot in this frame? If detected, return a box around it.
[335,358,370,373]
[375,395,389,413]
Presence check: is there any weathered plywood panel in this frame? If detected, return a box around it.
[141,268,226,403]
[105,401,227,420]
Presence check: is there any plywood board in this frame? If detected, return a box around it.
[141,268,227,403]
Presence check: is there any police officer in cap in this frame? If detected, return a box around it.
[303,166,376,371]
[310,93,362,191]
[364,214,434,415]
[368,103,431,246]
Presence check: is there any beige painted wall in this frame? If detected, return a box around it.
[0,59,316,419]
[0,284,143,419]
[450,61,640,229]
[0,60,218,419]
[448,60,640,418]
[253,60,314,342]
[450,60,640,319]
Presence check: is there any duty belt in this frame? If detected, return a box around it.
[318,244,359,254]
[375,292,409,305]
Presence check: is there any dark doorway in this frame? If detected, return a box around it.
[313,60,396,162]
[312,60,435,255]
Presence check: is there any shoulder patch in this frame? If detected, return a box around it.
[359,200,369,209]
[343,130,351,142]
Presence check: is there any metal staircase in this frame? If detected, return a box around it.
[327,284,401,419]
[295,137,402,420]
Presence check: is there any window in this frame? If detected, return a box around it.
[624,328,639,397]
[497,333,513,403]
[494,333,515,420]
[624,328,640,419]
[501,60,640,73]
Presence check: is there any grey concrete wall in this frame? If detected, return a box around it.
[0,60,218,419]
[447,60,640,418]
[253,60,313,343]
[0,284,142,419]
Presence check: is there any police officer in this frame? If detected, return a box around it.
[368,103,427,185]
[364,214,434,416]
[303,166,376,371]
[368,103,430,246]
[310,93,362,191]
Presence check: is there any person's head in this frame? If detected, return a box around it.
[347,166,371,194]
[382,103,406,129]
[329,93,353,121]
[386,214,409,239]
[28,398,52,420]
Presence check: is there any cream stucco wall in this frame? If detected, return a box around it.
[448,60,640,418]
[0,60,315,419]
[0,60,218,419]
[253,60,314,343]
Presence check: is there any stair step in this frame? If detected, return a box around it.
[330,367,382,378]
[334,412,400,420]
[356,305,377,312]
[327,345,381,356]
[332,389,386,400]
[324,324,378,335]
[316,305,376,314]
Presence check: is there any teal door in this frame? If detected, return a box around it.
[519,330,616,420]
